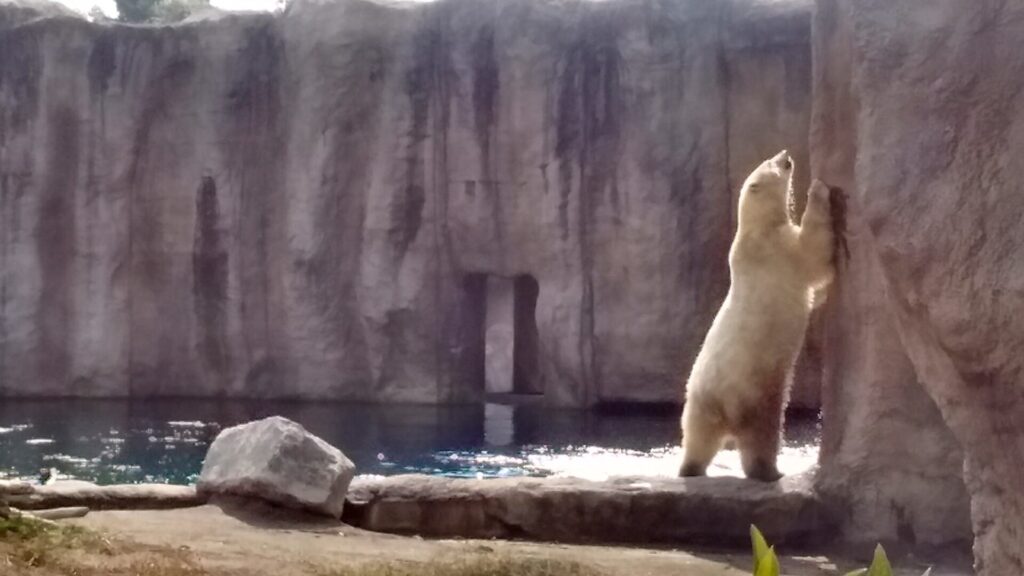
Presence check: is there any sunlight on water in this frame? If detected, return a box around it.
[0,400,820,485]
[393,444,818,481]
[527,445,818,480]
[24,438,55,446]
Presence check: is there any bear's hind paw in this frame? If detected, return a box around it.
[678,462,708,478]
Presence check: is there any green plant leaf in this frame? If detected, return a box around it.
[866,544,893,576]
[750,524,770,573]
[754,546,780,576]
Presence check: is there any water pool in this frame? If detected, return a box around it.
[0,399,820,485]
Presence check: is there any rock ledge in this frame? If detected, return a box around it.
[344,472,830,546]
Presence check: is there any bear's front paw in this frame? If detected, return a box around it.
[828,185,850,265]
[809,179,830,204]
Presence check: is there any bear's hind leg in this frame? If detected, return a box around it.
[736,404,784,482]
[679,404,725,477]
[738,441,782,482]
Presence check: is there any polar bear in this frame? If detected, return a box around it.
[679,150,840,482]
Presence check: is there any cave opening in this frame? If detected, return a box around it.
[512,274,540,395]
[474,273,541,399]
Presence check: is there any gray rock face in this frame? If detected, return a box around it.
[812,0,1024,572]
[0,0,818,407]
[197,416,355,517]
[813,231,972,550]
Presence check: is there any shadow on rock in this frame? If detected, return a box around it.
[208,495,345,533]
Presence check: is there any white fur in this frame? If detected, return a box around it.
[680,151,835,480]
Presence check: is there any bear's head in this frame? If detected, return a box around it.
[738,150,793,232]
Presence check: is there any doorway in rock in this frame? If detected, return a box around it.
[512,275,540,395]
[481,274,541,399]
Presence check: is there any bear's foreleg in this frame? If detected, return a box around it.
[797,179,836,289]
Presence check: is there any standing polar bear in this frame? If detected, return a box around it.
[679,150,841,482]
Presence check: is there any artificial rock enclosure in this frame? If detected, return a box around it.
[0,0,814,405]
[1,0,1022,572]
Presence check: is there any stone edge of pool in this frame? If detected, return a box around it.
[2,473,832,547]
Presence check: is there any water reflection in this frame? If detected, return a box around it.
[0,399,819,484]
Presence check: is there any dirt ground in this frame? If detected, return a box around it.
[69,502,765,575]
[22,502,959,576]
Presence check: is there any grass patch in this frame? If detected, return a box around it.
[0,514,206,575]
[1,514,112,571]
[1,514,111,551]
[0,515,53,541]
[324,554,603,576]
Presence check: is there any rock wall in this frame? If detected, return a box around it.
[812,0,1024,572]
[0,0,818,406]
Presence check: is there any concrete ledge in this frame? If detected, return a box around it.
[343,473,832,546]
[6,481,206,511]
[4,474,832,547]
[0,480,34,495]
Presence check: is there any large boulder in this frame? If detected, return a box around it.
[198,416,355,517]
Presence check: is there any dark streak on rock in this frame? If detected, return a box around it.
[398,25,438,259]
[87,32,117,95]
[0,27,43,132]
[378,308,413,390]
[37,106,80,390]
[471,25,499,177]
[244,356,281,397]
[225,21,286,394]
[554,46,579,242]
[126,36,197,394]
[409,5,461,400]
[0,26,43,392]
[297,23,393,395]
[389,184,426,255]
[554,9,625,404]
[192,176,229,377]
[0,177,7,393]
[471,25,505,255]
